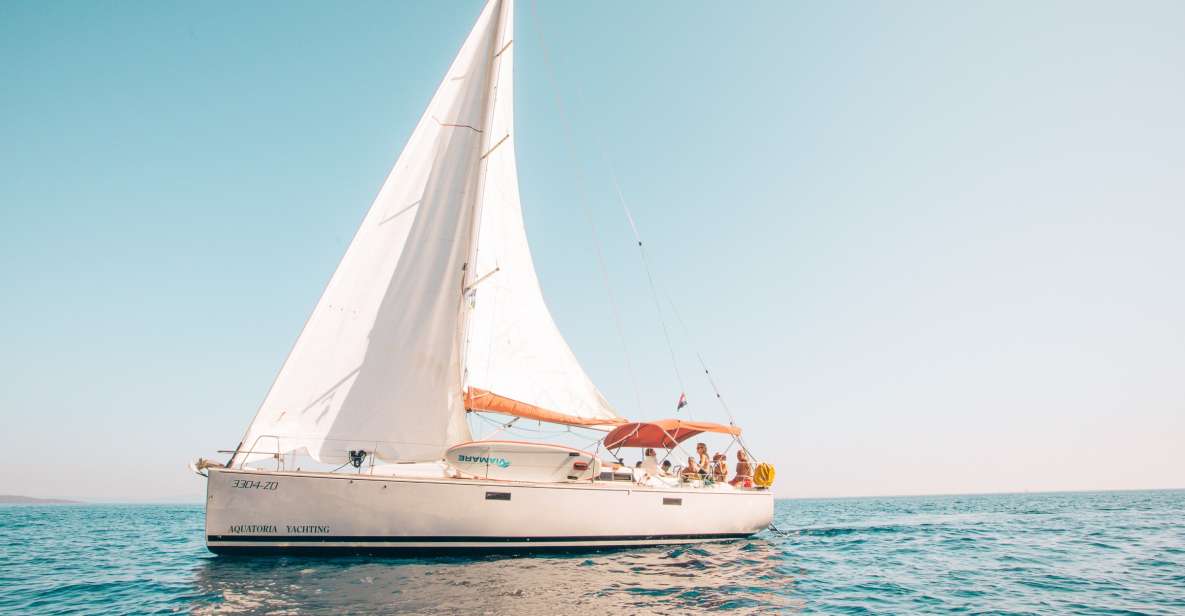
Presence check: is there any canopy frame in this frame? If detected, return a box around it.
[602,419,740,450]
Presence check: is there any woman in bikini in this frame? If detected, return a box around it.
[729,450,753,487]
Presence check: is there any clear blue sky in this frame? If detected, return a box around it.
[2,1,1182,500]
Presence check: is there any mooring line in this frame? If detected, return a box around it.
[767,522,795,537]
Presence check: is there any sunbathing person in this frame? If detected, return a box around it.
[729,450,753,487]
[681,457,701,482]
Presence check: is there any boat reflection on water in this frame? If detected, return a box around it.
[189,538,798,614]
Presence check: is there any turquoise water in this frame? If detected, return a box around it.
[1,491,1182,614]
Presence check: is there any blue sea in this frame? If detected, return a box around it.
[1,490,1182,614]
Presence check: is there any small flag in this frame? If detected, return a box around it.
[676,392,687,411]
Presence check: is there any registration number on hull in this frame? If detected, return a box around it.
[231,479,278,490]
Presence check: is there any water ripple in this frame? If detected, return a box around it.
[1,491,1183,614]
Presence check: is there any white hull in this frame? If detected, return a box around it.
[205,467,773,554]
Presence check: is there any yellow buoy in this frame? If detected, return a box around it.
[754,462,775,488]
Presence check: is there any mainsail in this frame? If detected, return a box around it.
[232,0,619,466]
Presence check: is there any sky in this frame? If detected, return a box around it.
[1,0,1182,501]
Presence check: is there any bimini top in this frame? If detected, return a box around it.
[603,419,741,449]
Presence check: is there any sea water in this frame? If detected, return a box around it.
[1,490,1182,614]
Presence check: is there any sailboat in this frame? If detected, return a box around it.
[196,0,773,554]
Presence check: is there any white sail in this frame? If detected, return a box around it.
[461,0,620,424]
[232,0,509,465]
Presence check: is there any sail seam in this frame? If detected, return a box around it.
[432,115,484,133]
[378,200,422,226]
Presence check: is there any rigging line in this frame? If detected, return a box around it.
[611,159,746,431]
[528,0,644,417]
[663,289,738,427]
[524,1,688,417]
[611,176,688,412]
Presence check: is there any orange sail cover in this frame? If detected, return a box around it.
[464,388,628,428]
[603,419,741,449]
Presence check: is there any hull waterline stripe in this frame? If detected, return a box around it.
[208,542,738,556]
[208,532,753,544]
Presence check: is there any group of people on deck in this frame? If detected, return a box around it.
[637,442,753,487]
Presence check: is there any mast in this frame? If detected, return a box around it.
[459,0,513,392]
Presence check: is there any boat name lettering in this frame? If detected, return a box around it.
[231,479,279,490]
[286,525,330,534]
[229,524,277,534]
[457,454,510,468]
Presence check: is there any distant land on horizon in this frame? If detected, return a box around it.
[0,494,83,504]
[0,494,205,505]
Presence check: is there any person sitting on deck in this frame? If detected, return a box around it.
[661,459,672,475]
[641,448,660,476]
[729,450,753,487]
[631,459,646,482]
[681,457,701,482]
[712,453,728,482]
[695,442,711,477]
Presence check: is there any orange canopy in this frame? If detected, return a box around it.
[464,388,628,428]
[603,419,741,449]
